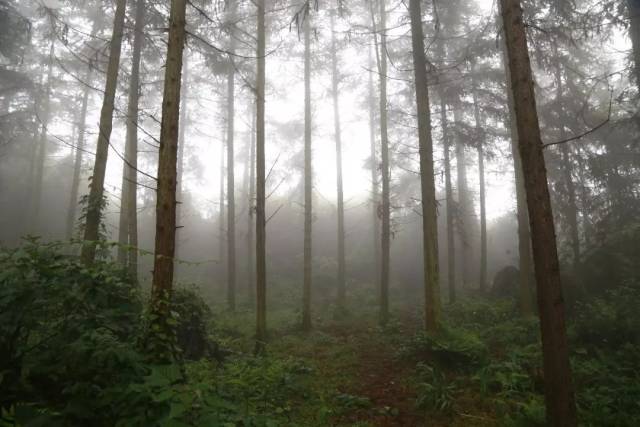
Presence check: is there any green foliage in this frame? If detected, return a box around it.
[178,356,315,425]
[172,287,218,361]
[414,363,457,414]
[445,299,516,331]
[571,285,640,348]
[398,326,487,370]
[0,240,164,426]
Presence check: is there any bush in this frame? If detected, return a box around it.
[570,285,640,348]
[172,287,219,360]
[398,325,487,370]
[0,241,164,425]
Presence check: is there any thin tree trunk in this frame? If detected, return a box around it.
[370,0,391,326]
[149,0,188,343]
[453,106,471,289]
[440,97,456,304]
[81,0,127,265]
[247,105,256,307]
[367,46,381,297]
[117,0,145,276]
[500,1,577,424]
[471,77,487,292]
[226,6,237,311]
[66,68,91,240]
[255,0,267,354]
[302,6,313,331]
[29,38,54,233]
[330,12,346,309]
[553,56,580,269]
[409,0,440,332]
[218,132,226,286]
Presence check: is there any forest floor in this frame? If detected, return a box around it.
[252,306,494,426]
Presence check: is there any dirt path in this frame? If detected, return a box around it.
[321,323,425,426]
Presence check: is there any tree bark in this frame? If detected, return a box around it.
[409,0,440,332]
[368,46,381,298]
[453,106,471,289]
[255,0,267,353]
[440,97,456,304]
[150,0,188,331]
[247,105,256,307]
[226,2,237,311]
[218,128,226,287]
[117,0,145,278]
[500,22,533,316]
[175,56,188,272]
[500,1,577,424]
[302,6,313,331]
[370,0,391,326]
[81,0,127,265]
[330,12,346,309]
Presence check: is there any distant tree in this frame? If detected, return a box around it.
[226,0,238,312]
[470,62,488,292]
[330,8,346,310]
[370,0,391,326]
[255,0,267,354]
[367,46,381,293]
[302,2,313,331]
[246,106,256,306]
[80,0,127,265]
[117,0,146,279]
[500,0,577,424]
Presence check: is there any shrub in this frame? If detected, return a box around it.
[398,325,487,370]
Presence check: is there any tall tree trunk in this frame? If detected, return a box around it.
[368,46,381,296]
[149,0,188,345]
[302,6,313,331]
[471,76,487,292]
[500,1,577,424]
[247,105,256,307]
[500,23,533,316]
[409,0,440,332]
[66,67,91,240]
[175,56,188,271]
[81,0,127,265]
[370,0,391,326]
[440,97,456,304]
[330,12,346,309]
[226,4,237,311]
[29,38,54,233]
[553,56,580,269]
[218,134,226,286]
[117,0,145,277]
[255,0,267,353]
[453,106,471,289]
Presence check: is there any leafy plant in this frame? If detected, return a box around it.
[414,363,456,414]
[398,326,487,370]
